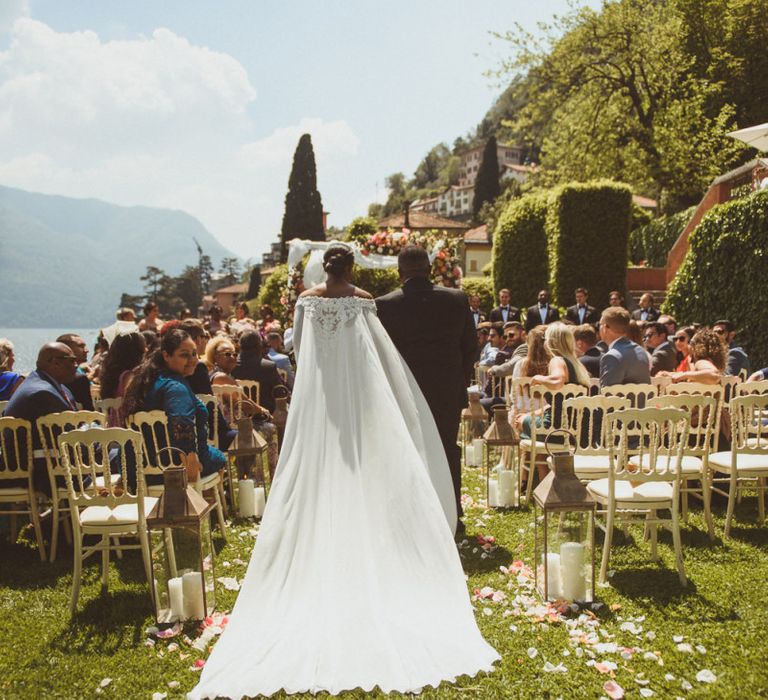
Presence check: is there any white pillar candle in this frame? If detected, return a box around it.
[238,479,256,518]
[254,486,266,517]
[498,470,516,507]
[168,576,185,621]
[472,439,484,466]
[182,571,205,620]
[560,542,587,601]
[464,444,474,465]
[488,479,499,507]
[545,553,562,599]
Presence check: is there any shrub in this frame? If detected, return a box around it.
[629,206,695,266]
[252,264,289,317]
[461,277,494,312]
[664,190,768,368]
[546,181,632,308]
[352,267,400,297]
[345,216,378,244]
[492,192,549,307]
[630,202,653,232]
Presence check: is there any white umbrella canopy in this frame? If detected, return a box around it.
[728,123,768,152]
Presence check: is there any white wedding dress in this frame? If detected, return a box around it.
[188,296,499,699]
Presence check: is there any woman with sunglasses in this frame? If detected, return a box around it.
[672,326,696,372]
[659,327,724,384]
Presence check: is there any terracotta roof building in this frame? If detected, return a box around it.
[377,211,470,235]
[463,224,492,278]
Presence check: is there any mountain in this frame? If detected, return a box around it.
[0,185,236,327]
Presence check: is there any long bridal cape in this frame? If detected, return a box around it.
[189,296,499,699]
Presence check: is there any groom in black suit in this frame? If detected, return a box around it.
[376,246,476,535]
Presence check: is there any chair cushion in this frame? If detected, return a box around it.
[80,496,158,527]
[709,451,768,473]
[630,454,702,474]
[587,478,673,503]
[573,455,610,476]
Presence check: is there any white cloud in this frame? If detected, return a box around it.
[0,0,28,33]
[0,19,359,258]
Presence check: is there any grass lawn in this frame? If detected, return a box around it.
[1,461,767,699]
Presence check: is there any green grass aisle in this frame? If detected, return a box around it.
[1,460,767,699]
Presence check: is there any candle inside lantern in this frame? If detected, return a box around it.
[488,479,499,507]
[471,439,484,466]
[254,486,266,517]
[545,553,562,599]
[560,542,587,601]
[168,576,185,621]
[238,479,256,517]
[498,469,516,506]
[182,571,205,619]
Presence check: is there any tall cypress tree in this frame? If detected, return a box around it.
[280,133,325,260]
[472,135,501,219]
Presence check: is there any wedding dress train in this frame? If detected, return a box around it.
[188,296,499,699]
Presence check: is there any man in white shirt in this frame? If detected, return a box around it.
[478,324,504,367]
[489,289,521,325]
[265,331,295,388]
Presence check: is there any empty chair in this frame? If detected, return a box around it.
[587,407,691,585]
[37,410,108,561]
[58,427,155,614]
[94,397,125,427]
[236,379,261,407]
[0,417,46,560]
[708,394,768,538]
[735,379,768,398]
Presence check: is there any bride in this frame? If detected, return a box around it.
[188,244,499,699]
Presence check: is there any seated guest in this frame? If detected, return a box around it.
[468,295,487,328]
[608,290,625,308]
[479,323,504,367]
[627,319,646,348]
[489,288,521,325]
[232,331,288,415]
[565,287,600,326]
[89,333,109,382]
[230,301,257,335]
[122,329,225,485]
[748,368,768,382]
[573,324,602,379]
[713,319,751,377]
[631,293,660,322]
[644,322,677,376]
[56,333,94,411]
[138,301,163,333]
[598,307,651,387]
[658,314,677,338]
[0,338,24,400]
[205,304,229,336]
[266,331,295,388]
[525,289,560,332]
[142,330,160,355]
[659,328,724,385]
[99,329,146,427]
[673,326,696,371]
[3,342,79,494]
[475,325,490,363]
[116,307,136,322]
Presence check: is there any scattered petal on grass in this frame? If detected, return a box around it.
[696,645,707,655]
[646,631,657,641]
[640,689,654,698]
[152,694,167,700]
[155,624,181,639]
[603,680,625,699]
[543,661,568,673]
[665,674,676,682]
[676,642,693,653]
[167,643,179,653]
[681,679,693,691]
[217,577,241,591]
[696,669,717,684]
[527,647,539,659]
[168,681,180,689]
[99,678,112,688]
[482,607,493,616]
[673,635,684,643]
[594,662,614,674]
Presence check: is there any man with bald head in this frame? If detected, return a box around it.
[376,245,476,536]
[3,342,79,494]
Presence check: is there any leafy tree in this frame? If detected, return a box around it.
[473,136,501,218]
[218,257,242,286]
[494,0,745,210]
[280,133,325,259]
[140,266,166,302]
[118,292,144,313]
[175,265,203,312]
[345,216,378,243]
[199,254,214,295]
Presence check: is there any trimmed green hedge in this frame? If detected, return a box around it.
[461,276,494,313]
[546,181,632,308]
[664,190,768,368]
[492,192,549,305]
[629,207,694,267]
[352,267,400,297]
[252,263,289,315]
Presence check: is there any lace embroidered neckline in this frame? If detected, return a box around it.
[298,296,376,347]
[297,296,376,309]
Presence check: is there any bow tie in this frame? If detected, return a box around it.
[501,306,509,310]
[579,306,586,310]
[539,304,547,309]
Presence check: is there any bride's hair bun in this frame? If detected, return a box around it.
[323,244,354,277]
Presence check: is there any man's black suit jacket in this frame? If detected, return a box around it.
[376,278,476,416]
[631,306,661,322]
[578,346,603,379]
[470,308,488,328]
[525,304,561,332]
[232,352,288,414]
[489,306,521,325]
[565,304,600,326]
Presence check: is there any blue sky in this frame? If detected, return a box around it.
[0,0,587,260]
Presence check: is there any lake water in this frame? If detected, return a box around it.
[0,328,101,375]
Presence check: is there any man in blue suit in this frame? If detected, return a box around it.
[3,342,79,494]
[598,307,651,388]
